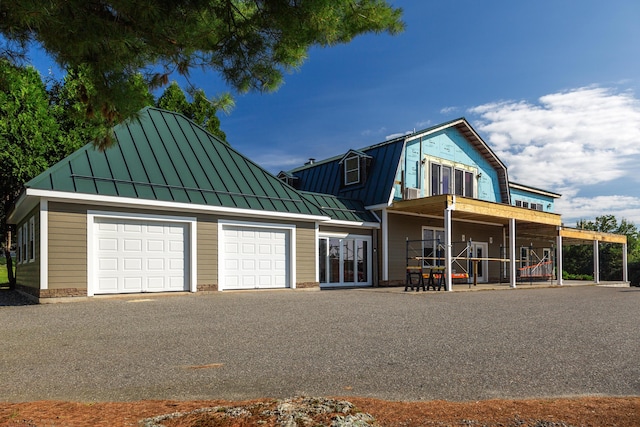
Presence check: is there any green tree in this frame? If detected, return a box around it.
[156,82,234,142]
[563,215,639,282]
[0,61,60,286]
[1,1,404,147]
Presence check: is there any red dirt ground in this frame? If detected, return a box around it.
[1,396,639,426]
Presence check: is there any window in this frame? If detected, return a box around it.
[422,227,445,267]
[22,224,27,264]
[319,235,371,286]
[522,201,529,208]
[431,162,474,197]
[28,216,35,262]
[515,200,522,207]
[430,163,452,195]
[454,169,474,197]
[344,156,360,185]
[17,225,22,263]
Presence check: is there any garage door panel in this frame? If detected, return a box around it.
[124,223,142,233]
[94,217,188,294]
[221,225,290,290]
[99,238,118,251]
[124,258,142,270]
[124,239,142,252]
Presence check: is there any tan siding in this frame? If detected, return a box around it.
[387,212,512,283]
[45,202,320,292]
[387,214,427,282]
[48,202,87,290]
[196,214,217,285]
[295,221,316,283]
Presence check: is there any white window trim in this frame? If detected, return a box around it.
[17,224,23,264]
[217,219,296,291]
[427,157,476,197]
[28,216,35,263]
[318,231,372,287]
[344,155,361,186]
[421,226,445,267]
[86,210,197,297]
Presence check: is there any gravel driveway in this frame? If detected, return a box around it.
[1,286,639,402]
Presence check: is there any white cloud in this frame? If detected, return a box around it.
[469,86,640,222]
[440,106,458,115]
[415,119,432,128]
[556,195,640,226]
[361,127,387,137]
[251,153,308,172]
[385,130,413,140]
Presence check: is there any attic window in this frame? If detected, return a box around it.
[277,171,298,188]
[344,155,360,185]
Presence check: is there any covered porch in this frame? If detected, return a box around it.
[381,195,628,290]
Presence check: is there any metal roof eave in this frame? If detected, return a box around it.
[24,189,331,223]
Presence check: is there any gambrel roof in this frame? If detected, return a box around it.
[289,136,406,207]
[288,117,511,206]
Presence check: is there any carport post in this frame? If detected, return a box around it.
[509,218,516,288]
[623,243,628,283]
[556,230,563,286]
[593,240,600,284]
[444,205,452,291]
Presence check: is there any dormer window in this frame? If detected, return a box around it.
[339,149,372,187]
[344,155,360,185]
[277,171,299,188]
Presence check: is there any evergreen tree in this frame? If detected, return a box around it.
[156,82,234,142]
[1,1,404,147]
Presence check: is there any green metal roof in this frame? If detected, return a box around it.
[27,107,326,217]
[300,192,378,223]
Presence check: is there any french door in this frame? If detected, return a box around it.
[319,235,372,287]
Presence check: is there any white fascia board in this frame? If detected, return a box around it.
[7,192,39,224]
[509,182,561,198]
[26,189,330,223]
[366,203,391,211]
[404,119,466,143]
[323,219,380,229]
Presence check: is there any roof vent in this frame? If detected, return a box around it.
[305,158,315,165]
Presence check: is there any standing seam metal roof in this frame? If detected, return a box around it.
[289,138,405,207]
[26,107,326,217]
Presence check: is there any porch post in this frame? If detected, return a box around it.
[509,218,516,288]
[593,240,600,284]
[556,229,563,286]
[622,243,628,283]
[444,206,453,291]
[382,208,389,282]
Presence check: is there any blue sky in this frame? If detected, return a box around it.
[31,1,640,225]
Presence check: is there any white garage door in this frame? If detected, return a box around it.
[221,225,290,290]
[94,217,188,294]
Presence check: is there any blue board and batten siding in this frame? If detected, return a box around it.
[396,128,503,203]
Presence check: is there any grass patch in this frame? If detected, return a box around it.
[0,267,9,285]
